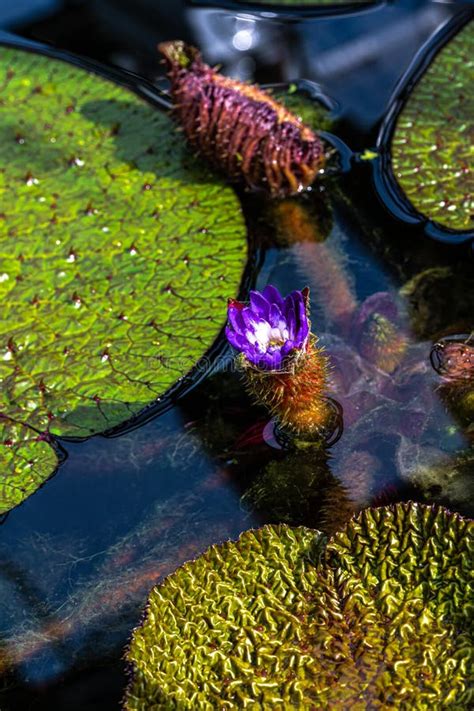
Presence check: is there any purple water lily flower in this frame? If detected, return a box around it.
[226,285,310,371]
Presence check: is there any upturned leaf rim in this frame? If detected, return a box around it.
[373,12,474,246]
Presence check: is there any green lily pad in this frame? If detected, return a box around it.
[390,21,474,232]
[0,46,247,444]
[125,503,473,710]
[0,418,58,515]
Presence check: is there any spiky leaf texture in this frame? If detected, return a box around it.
[125,503,473,710]
[0,47,247,509]
[391,21,474,231]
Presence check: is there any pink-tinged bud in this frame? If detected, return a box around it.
[159,41,326,197]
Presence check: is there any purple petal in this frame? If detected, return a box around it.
[292,292,309,344]
[243,348,262,367]
[284,294,296,338]
[281,340,295,357]
[227,285,310,371]
[287,290,304,321]
[262,284,284,307]
[228,306,245,335]
[258,350,283,371]
[286,304,296,339]
[268,303,283,329]
[249,291,270,320]
[283,291,297,316]
[241,344,259,362]
[241,308,263,334]
[293,312,309,346]
[241,310,272,353]
[292,290,305,312]
[295,319,309,348]
[282,291,297,319]
[225,326,247,351]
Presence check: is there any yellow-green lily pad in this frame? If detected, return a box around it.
[125,503,473,709]
[0,46,247,443]
[0,44,247,512]
[0,418,58,515]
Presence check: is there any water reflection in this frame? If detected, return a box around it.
[188,0,454,130]
[0,407,258,687]
[241,445,370,534]
[3,1,459,134]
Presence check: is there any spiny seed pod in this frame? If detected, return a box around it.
[242,338,330,436]
[226,285,332,439]
[431,337,474,429]
[159,41,326,197]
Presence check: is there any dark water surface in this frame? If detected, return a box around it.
[1,1,473,709]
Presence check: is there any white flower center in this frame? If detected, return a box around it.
[247,320,290,353]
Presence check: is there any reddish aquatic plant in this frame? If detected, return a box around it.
[430,337,474,381]
[352,292,408,373]
[431,336,474,432]
[159,41,326,197]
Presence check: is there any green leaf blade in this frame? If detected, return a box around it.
[0,46,247,441]
[0,45,247,511]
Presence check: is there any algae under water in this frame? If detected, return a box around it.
[0,1,473,709]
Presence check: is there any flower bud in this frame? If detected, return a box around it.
[226,285,332,438]
[159,41,325,197]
